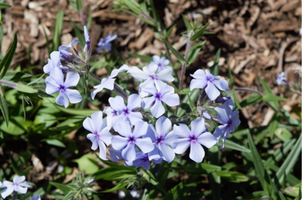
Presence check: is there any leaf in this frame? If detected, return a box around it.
[0,33,17,79]
[222,139,251,153]
[129,53,153,62]
[45,139,66,148]
[275,135,301,185]
[239,93,262,108]
[101,183,128,193]
[268,113,281,139]
[0,85,9,126]
[216,171,249,183]
[123,0,141,15]
[262,94,288,102]
[71,21,85,48]
[15,82,38,93]
[54,105,99,116]
[73,154,99,174]
[182,14,192,30]
[259,76,280,110]
[50,182,73,195]
[53,10,64,51]
[160,36,186,63]
[187,40,206,65]
[176,88,199,117]
[190,22,210,41]
[0,116,28,135]
[165,24,176,38]
[209,49,221,76]
[0,3,10,8]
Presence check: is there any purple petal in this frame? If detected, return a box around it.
[83,117,95,133]
[205,82,220,100]
[151,100,165,118]
[189,143,205,163]
[109,96,126,111]
[128,67,149,81]
[15,185,27,194]
[142,96,155,109]
[90,111,103,131]
[173,124,191,137]
[45,76,59,94]
[1,185,14,199]
[109,148,123,162]
[127,112,143,125]
[173,138,190,154]
[213,79,228,91]
[49,67,64,85]
[190,118,206,136]
[197,132,217,148]
[87,134,98,150]
[13,175,25,184]
[56,92,69,108]
[114,121,132,137]
[64,72,80,88]
[155,116,172,136]
[111,136,128,150]
[158,144,175,163]
[190,79,207,90]
[65,89,82,104]
[162,93,179,107]
[99,128,112,145]
[135,138,154,153]
[98,141,107,160]
[132,121,148,138]
[191,69,207,79]
[157,69,174,82]
[122,143,136,162]
[127,94,141,110]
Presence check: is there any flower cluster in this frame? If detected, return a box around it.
[44,26,241,170]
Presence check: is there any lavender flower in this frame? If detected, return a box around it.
[142,82,179,118]
[111,121,154,162]
[213,99,240,148]
[0,175,31,199]
[190,69,228,101]
[108,94,143,129]
[83,26,90,52]
[30,195,41,200]
[58,39,80,63]
[172,118,217,163]
[145,116,176,163]
[91,64,129,100]
[149,55,172,72]
[125,149,151,170]
[83,111,112,160]
[43,51,67,74]
[276,72,288,85]
[45,67,82,108]
[97,34,117,52]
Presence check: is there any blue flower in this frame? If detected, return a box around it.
[190,69,228,100]
[45,67,82,108]
[0,175,31,199]
[213,99,240,148]
[172,118,217,163]
[43,51,67,74]
[145,116,176,163]
[149,55,172,72]
[30,195,41,200]
[97,34,117,52]
[125,149,151,170]
[83,111,112,160]
[276,72,288,85]
[111,121,154,162]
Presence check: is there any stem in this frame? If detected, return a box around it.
[233,87,263,96]
[12,191,17,200]
[0,80,17,88]
[178,31,194,92]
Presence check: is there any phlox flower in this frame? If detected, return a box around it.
[145,116,176,163]
[83,26,90,52]
[83,111,112,160]
[128,64,174,90]
[45,67,82,108]
[190,69,228,101]
[276,72,288,85]
[149,55,172,72]
[172,118,217,163]
[30,195,41,200]
[142,82,179,118]
[111,121,154,162]
[108,94,143,129]
[0,175,31,199]
[125,149,151,170]
[213,99,240,148]
[58,39,80,62]
[97,34,117,52]
[90,64,129,100]
[43,51,67,74]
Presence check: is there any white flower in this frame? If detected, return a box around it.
[0,175,31,199]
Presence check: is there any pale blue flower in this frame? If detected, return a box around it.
[108,94,143,129]
[213,99,240,148]
[190,69,228,100]
[91,64,129,100]
[0,175,31,199]
[125,149,151,170]
[45,67,82,108]
[276,72,288,85]
[83,26,90,52]
[43,51,67,74]
[58,39,80,62]
[30,195,41,200]
[97,34,117,52]
[145,116,176,163]
[172,118,217,163]
[111,121,154,162]
[83,111,112,160]
[149,55,172,72]
[142,82,179,118]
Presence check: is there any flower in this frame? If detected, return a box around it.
[30,195,41,200]
[142,82,179,118]
[128,64,174,90]
[149,55,172,72]
[97,34,117,52]
[43,51,67,74]
[172,118,217,163]
[108,94,143,129]
[190,69,228,100]
[213,99,241,148]
[145,116,176,163]
[0,175,31,199]
[83,111,112,160]
[58,39,80,63]
[125,149,151,170]
[111,121,154,162]
[276,72,288,85]
[83,26,90,52]
[45,67,82,108]
[90,64,129,100]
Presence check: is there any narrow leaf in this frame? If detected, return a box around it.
[50,182,72,195]
[0,33,17,78]
[15,82,38,93]
[0,3,10,8]
[190,22,210,41]
[259,76,279,110]
[176,88,199,117]
[209,49,221,76]
[53,10,64,51]
[187,40,206,65]
[160,36,186,63]
[0,85,9,126]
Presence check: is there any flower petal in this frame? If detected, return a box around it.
[122,143,136,162]
[64,72,80,88]
[109,96,126,111]
[158,144,175,163]
[56,92,69,108]
[205,82,220,100]
[155,116,172,136]
[189,143,205,163]
[65,89,82,104]
[135,138,154,153]
[173,138,190,154]
[197,132,217,148]
[111,136,128,151]
[190,118,206,136]
[151,100,165,118]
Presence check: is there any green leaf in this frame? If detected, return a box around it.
[222,139,251,153]
[50,182,73,195]
[15,82,38,93]
[239,93,262,108]
[0,33,17,79]
[129,53,153,62]
[165,24,176,38]
[182,14,192,30]
[101,183,128,193]
[55,105,98,116]
[247,131,270,195]
[216,171,249,183]
[45,139,66,148]
[278,191,287,200]
[176,88,199,117]
[73,154,99,174]
[268,113,281,139]
[259,76,280,110]
[179,88,190,95]
[160,36,186,63]
[0,116,28,135]
[0,3,10,9]
[232,88,241,110]
[53,10,64,51]
[209,49,221,76]
[0,85,9,126]
[190,22,210,41]
[262,94,288,102]
[275,135,301,185]
[187,40,206,65]
[124,0,141,15]
[71,21,85,48]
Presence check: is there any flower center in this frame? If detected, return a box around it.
[122,108,130,116]
[206,76,214,83]
[154,92,162,100]
[112,110,118,116]
[156,135,164,145]
[227,118,232,127]
[189,135,198,144]
[94,131,100,141]
[128,136,136,144]
[59,85,66,92]
[141,154,149,161]
[149,74,158,80]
